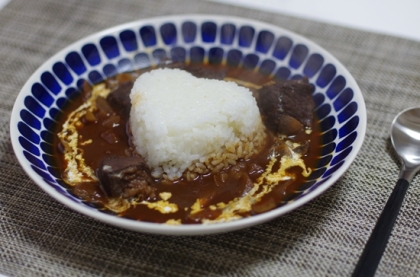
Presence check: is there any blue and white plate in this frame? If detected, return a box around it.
[10,15,366,235]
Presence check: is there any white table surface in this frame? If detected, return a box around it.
[0,0,7,10]
[208,0,420,42]
[0,0,418,42]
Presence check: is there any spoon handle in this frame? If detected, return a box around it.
[352,178,409,277]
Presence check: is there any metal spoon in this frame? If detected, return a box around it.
[352,107,420,277]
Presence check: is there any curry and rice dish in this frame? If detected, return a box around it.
[54,62,320,224]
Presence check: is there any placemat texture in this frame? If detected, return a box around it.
[1,0,420,276]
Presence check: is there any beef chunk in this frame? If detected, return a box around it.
[97,155,155,200]
[277,114,303,136]
[257,77,315,133]
[106,81,134,120]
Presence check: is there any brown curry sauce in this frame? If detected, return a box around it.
[52,63,321,224]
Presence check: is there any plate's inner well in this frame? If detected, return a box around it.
[52,60,323,224]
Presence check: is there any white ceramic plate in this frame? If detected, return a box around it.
[10,15,366,235]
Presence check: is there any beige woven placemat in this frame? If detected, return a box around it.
[1,0,420,276]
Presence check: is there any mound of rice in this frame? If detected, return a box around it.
[129,68,266,180]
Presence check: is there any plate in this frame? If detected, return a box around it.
[10,15,366,235]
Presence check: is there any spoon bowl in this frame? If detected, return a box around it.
[353,107,420,276]
[391,108,420,180]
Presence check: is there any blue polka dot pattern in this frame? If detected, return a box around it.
[103,63,118,78]
[337,132,357,152]
[326,76,346,99]
[339,116,359,138]
[226,50,242,66]
[65,87,79,100]
[31,83,54,107]
[318,155,332,167]
[182,21,196,43]
[259,59,276,76]
[42,154,56,166]
[19,136,40,156]
[289,44,308,69]
[274,67,291,80]
[331,147,352,166]
[24,96,46,118]
[88,70,104,84]
[303,54,324,78]
[18,122,40,144]
[221,24,236,45]
[208,47,223,64]
[322,129,338,144]
[316,103,332,120]
[313,93,325,108]
[119,30,138,52]
[24,151,46,170]
[238,26,255,47]
[140,26,156,47]
[53,62,73,85]
[152,49,167,63]
[272,36,293,60]
[65,52,86,75]
[317,64,336,88]
[20,110,41,130]
[12,16,365,223]
[32,166,54,182]
[134,53,150,68]
[319,116,335,131]
[256,30,274,53]
[334,88,354,112]
[190,46,204,63]
[48,106,62,119]
[40,130,53,142]
[40,142,54,155]
[100,36,120,59]
[160,23,177,45]
[321,142,336,156]
[338,102,357,123]
[243,54,259,69]
[82,44,101,66]
[118,58,133,72]
[43,117,56,131]
[201,22,217,43]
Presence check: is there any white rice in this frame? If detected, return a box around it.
[129,68,266,180]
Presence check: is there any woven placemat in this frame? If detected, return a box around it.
[1,0,420,276]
